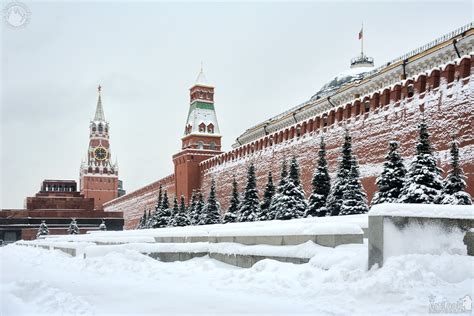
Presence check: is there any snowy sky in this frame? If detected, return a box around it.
[1,1,472,209]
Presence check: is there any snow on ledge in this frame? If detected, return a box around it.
[210,222,362,237]
[369,203,474,219]
[82,240,360,260]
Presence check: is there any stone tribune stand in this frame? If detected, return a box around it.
[368,204,474,268]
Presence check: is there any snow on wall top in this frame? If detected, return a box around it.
[233,22,473,147]
[369,204,474,219]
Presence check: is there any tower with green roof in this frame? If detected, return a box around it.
[173,67,223,202]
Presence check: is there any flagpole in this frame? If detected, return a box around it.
[361,22,364,56]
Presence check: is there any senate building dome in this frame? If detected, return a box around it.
[311,53,375,101]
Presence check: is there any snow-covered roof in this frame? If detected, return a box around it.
[195,69,208,85]
[185,103,221,136]
[310,66,374,101]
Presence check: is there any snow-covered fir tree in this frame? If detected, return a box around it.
[152,190,172,228]
[194,192,205,225]
[179,195,186,213]
[200,179,222,225]
[99,219,107,231]
[162,190,170,210]
[156,185,163,211]
[326,130,353,216]
[257,172,275,221]
[272,156,307,220]
[237,163,259,222]
[168,196,180,227]
[187,191,197,225]
[266,160,288,220]
[143,210,149,228]
[67,218,80,235]
[170,195,191,227]
[145,210,152,229]
[137,209,147,229]
[99,220,107,231]
[372,141,407,204]
[223,177,240,223]
[439,136,472,205]
[36,220,49,238]
[277,159,288,193]
[148,189,163,228]
[398,121,444,204]
[306,137,331,217]
[340,161,369,215]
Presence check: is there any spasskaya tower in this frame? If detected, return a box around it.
[80,86,119,210]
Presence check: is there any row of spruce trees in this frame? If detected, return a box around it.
[36,219,107,238]
[137,121,471,229]
[372,121,471,205]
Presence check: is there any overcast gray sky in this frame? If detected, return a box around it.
[1,1,472,209]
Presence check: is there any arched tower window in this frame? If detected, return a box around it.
[209,141,216,150]
[98,124,103,133]
[199,123,206,133]
[92,124,96,133]
[207,123,214,134]
[197,141,204,149]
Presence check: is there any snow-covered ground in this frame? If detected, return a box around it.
[2,240,472,315]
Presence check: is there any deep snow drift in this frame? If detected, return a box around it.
[1,242,472,315]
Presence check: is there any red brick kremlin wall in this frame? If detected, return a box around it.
[106,56,473,229]
[104,174,175,229]
[200,57,473,211]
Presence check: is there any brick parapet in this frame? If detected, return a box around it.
[200,56,471,171]
[200,69,473,211]
[103,174,175,229]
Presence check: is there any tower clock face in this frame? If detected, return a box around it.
[94,147,108,160]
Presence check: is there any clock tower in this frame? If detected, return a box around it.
[80,86,119,210]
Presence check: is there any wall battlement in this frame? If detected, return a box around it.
[200,68,473,212]
[201,55,471,171]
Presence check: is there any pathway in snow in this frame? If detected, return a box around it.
[1,244,472,315]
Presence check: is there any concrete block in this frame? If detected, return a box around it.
[233,236,257,245]
[282,235,317,246]
[186,236,208,243]
[53,246,76,257]
[171,237,186,243]
[463,231,474,256]
[361,228,369,238]
[210,253,238,266]
[212,236,234,243]
[254,235,284,246]
[284,256,309,264]
[368,216,384,269]
[236,254,255,268]
[368,214,474,269]
[161,237,173,243]
[200,252,310,268]
[315,235,336,247]
[157,252,180,262]
[333,234,363,246]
